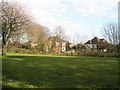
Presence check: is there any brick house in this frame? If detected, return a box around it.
[45,36,67,53]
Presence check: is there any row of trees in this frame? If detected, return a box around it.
[1,1,50,55]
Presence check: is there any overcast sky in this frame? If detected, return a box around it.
[3,0,119,43]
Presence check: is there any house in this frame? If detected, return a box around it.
[45,36,67,53]
[69,43,76,48]
[84,37,108,51]
[76,43,83,50]
[76,43,91,51]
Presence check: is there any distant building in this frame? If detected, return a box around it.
[76,43,91,51]
[84,37,108,51]
[45,36,67,53]
[76,43,83,50]
[69,43,76,48]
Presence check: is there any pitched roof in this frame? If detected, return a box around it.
[91,37,100,44]
[48,36,65,42]
[85,37,107,44]
[100,39,107,43]
[85,40,92,44]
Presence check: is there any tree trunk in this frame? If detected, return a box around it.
[1,37,10,55]
[2,46,7,55]
[2,41,9,55]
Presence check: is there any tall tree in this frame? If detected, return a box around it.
[27,22,49,51]
[54,26,65,39]
[1,1,30,55]
[102,23,120,52]
[103,23,119,44]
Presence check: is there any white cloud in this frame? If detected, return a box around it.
[31,9,82,36]
[3,0,119,18]
[16,0,83,37]
[66,0,118,18]
[18,0,69,15]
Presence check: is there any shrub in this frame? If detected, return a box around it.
[7,47,40,54]
[76,51,119,57]
[7,46,119,57]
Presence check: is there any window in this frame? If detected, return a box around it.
[62,47,66,52]
[62,42,65,46]
[56,42,60,46]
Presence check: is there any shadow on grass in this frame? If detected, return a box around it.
[2,55,119,88]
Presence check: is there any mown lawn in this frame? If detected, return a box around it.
[2,53,119,88]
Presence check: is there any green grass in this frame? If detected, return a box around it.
[2,53,119,88]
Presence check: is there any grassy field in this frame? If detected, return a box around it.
[2,53,119,88]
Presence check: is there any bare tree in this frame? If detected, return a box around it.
[73,32,83,44]
[1,1,31,55]
[102,23,120,52]
[102,23,119,44]
[54,26,65,39]
[72,32,88,44]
